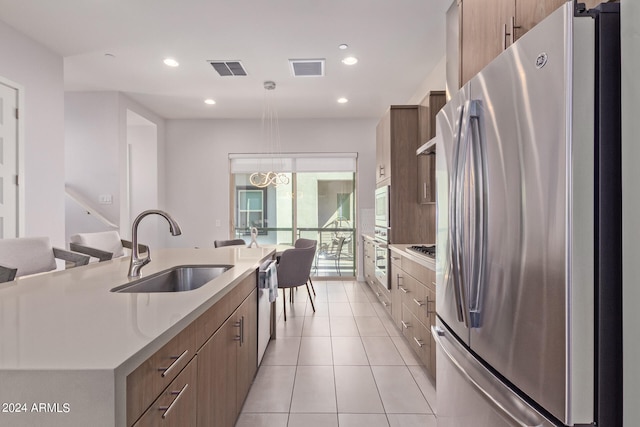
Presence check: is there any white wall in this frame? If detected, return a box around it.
[164,118,377,252]
[622,0,639,425]
[0,20,65,245]
[64,91,166,245]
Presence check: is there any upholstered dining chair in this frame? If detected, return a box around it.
[276,245,316,321]
[293,238,317,295]
[69,231,147,262]
[0,237,90,282]
[214,238,247,248]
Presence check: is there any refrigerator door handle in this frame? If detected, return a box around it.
[467,100,487,328]
[449,103,468,325]
[433,325,545,427]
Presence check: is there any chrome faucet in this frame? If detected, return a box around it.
[128,209,182,278]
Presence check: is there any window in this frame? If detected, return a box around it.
[236,187,267,235]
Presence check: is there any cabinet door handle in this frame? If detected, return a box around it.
[423,182,427,199]
[379,165,385,177]
[426,297,434,315]
[158,349,189,378]
[413,337,425,348]
[240,316,245,346]
[413,298,424,307]
[159,383,189,419]
[510,16,521,45]
[399,286,409,294]
[401,320,411,329]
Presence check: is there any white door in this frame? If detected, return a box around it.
[0,83,18,238]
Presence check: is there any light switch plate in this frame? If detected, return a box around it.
[99,194,113,205]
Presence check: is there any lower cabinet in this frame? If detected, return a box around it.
[197,288,258,427]
[389,251,436,380]
[127,272,259,427]
[133,356,198,427]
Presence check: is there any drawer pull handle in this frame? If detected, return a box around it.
[426,297,434,315]
[382,301,389,307]
[401,321,411,329]
[376,292,382,297]
[414,337,424,347]
[392,256,400,260]
[413,298,424,307]
[159,383,189,419]
[399,286,409,294]
[159,349,189,378]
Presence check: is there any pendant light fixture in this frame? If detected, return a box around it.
[250,81,290,188]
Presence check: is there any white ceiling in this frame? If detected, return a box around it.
[0,0,449,119]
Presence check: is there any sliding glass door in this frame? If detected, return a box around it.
[230,154,356,278]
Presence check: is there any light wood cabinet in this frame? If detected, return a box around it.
[363,237,376,288]
[460,0,515,85]
[377,105,436,244]
[417,91,446,205]
[133,357,198,427]
[376,113,392,185]
[126,322,197,426]
[197,289,257,427]
[458,0,603,87]
[390,251,436,379]
[127,271,259,427]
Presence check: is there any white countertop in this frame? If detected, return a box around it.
[389,244,436,271]
[0,246,274,427]
[0,246,274,372]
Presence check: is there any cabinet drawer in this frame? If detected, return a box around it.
[373,284,392,314]
[401,256,435,292]
[127,322,197,426]
[133,356,198,427]
[398,273,435,328]
[400,306,432,371]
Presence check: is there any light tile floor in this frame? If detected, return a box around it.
[237,280,437,427]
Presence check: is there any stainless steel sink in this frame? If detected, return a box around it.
[111,265,232,293]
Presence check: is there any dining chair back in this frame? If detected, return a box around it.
[277,245,316,320]
[0,237,90,281]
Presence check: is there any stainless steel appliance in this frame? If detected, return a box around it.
[373,226,389,289]
[434,3,621,427]
[374,185,390,228]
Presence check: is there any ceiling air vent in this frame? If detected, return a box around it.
[289,59,325,77]
[209,60,247,76]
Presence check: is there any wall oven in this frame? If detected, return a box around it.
[375,185,390,228]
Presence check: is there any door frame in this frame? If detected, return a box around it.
[0,76,25,237]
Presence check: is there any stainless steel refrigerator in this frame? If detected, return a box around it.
[433,2,621,426]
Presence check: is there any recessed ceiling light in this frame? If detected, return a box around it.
[204,99,216,105]
[337,97,349,104]
[104,53,115,58]
[163,58,179,67]
[338,44,349,50]
[341,56,358,65]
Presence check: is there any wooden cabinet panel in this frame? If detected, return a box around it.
[197,290,257,427]
[417,92,446,206]
[236,289,258,414]
[197,309,240,427]
[126,322,197,426]
[515,0,565,39]
[133,357,198,427]
[376,112,391,185]
[461,0,515,85]
[401,305,432,372]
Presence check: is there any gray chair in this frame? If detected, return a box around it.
[277,245,316,321]
[0,237,90,282]
[214,238,246,248]
[294,238,317,295]
[69,231,147,262]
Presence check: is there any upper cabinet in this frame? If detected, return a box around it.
[417,91,446,205]
[458,0,602,87]
[376,112,392,185]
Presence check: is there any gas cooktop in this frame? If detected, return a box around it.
[406,245,436,258]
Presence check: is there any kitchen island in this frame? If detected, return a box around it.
[0,246,274,427]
